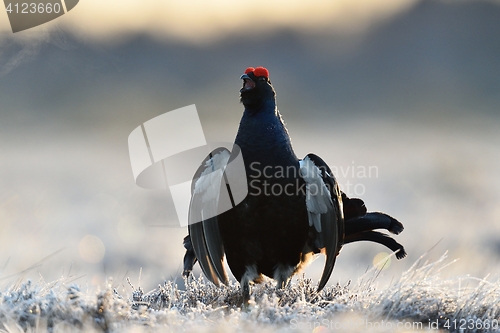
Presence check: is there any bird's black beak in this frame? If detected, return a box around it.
[240,74,255,92]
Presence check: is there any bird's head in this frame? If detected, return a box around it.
[239,66,276,111]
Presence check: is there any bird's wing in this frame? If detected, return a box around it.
[188,147,230,286]
[300,154,344,291]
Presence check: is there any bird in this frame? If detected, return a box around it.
[183,66,406,304]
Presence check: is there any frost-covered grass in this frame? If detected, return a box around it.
[1,253,499,333]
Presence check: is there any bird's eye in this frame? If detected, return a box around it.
[259,77,266,81]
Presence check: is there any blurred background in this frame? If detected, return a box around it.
[0,0,499,292]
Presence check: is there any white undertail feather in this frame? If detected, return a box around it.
[299,157,333,233]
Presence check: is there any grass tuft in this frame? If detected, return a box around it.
[0,253,499,332]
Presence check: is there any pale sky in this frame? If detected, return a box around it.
[1,0,420,43]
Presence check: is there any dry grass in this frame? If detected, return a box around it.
[0,253,498,332]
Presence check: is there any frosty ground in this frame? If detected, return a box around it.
[0,253,498,333]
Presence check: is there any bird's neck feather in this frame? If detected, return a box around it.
[235,104,297,166]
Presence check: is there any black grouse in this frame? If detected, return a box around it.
[183,67,406,304]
